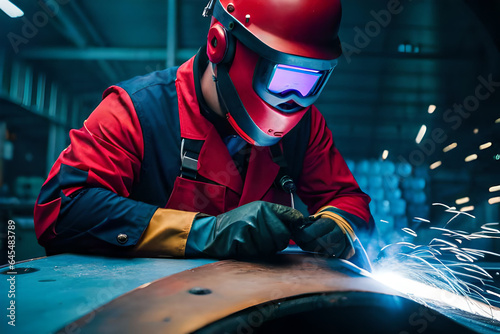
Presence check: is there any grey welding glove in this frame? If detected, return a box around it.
[291,206,356,259]
[185,201,304,258]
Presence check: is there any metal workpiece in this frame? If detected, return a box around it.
[55,254,487,334]
[1,253,498,333]
[0,254,217,334]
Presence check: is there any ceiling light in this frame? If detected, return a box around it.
[0,0,24,18]
[495,118,500,124]
[479,142,492,150]
[455,197,470,205]
[428,105,436,114]
[465,154,477,162]
[416,125,427,144]
[443,143,457,153]
[489,197,500,205]
[473,128,479,134]
[489,185,500,193]
[460,206,474,212]
[429,161,441,170]
[382,150,389,160]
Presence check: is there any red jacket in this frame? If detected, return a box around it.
[34,53,373,256]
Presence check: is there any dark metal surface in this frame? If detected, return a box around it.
[58,254,483,333]
[196,292,474,334]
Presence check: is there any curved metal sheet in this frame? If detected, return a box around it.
[57,254,423,333]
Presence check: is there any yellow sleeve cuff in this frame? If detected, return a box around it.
[313,206,357,242]
[133,208,198,257]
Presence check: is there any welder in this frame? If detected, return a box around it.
[34,0,374,261]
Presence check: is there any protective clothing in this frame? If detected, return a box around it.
[205,0,342,146]
[34,49,373,258]
[291,206,357,259]
[185,201,303,258]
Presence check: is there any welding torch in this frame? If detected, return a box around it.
[277,173,372,272]
[278,174,296,209]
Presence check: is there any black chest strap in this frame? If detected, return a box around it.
[270,108,312,194]
[180,138,204,180]
[270,144,296,194]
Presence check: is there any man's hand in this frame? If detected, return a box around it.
[291,209,356,259]
[185,201,304,258]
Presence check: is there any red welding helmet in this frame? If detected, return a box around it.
[204,0,342,146]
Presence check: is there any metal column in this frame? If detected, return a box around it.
[46,82,67,174]
[0,50,5,93]
[166,0,178,68]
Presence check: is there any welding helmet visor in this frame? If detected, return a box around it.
[253,57,337,113]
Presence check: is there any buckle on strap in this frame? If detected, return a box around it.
[180,138,204,180]
[202,0,215,17]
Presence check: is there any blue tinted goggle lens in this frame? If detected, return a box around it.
[267,65,322,97]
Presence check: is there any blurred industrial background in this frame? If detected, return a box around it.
[0,0,499,263]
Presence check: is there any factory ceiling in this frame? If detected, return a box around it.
[0,0,499,182]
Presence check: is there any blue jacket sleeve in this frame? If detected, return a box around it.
[34,87,157,253]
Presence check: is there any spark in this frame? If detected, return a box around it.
[431,203,473,226]
[488,290,500,299]
[480,142,492,150]
[454,253,476,263]
[384,241,418,250]
[465,154,478,162]
[460,205,475,212]
[414,217,430,223]
[416,125,427,144]
[432,203,476,219]
[431,202,476,221]
[402,227,417,237]
[450,264,491,278]
[430,161,442,170]
[372,205,500,321]
[481,223,500,233]
[443,143,458,152]
[430,238,457,248]
[432,202,455,210]
[462,248,500,257]
[0,1,24,18]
